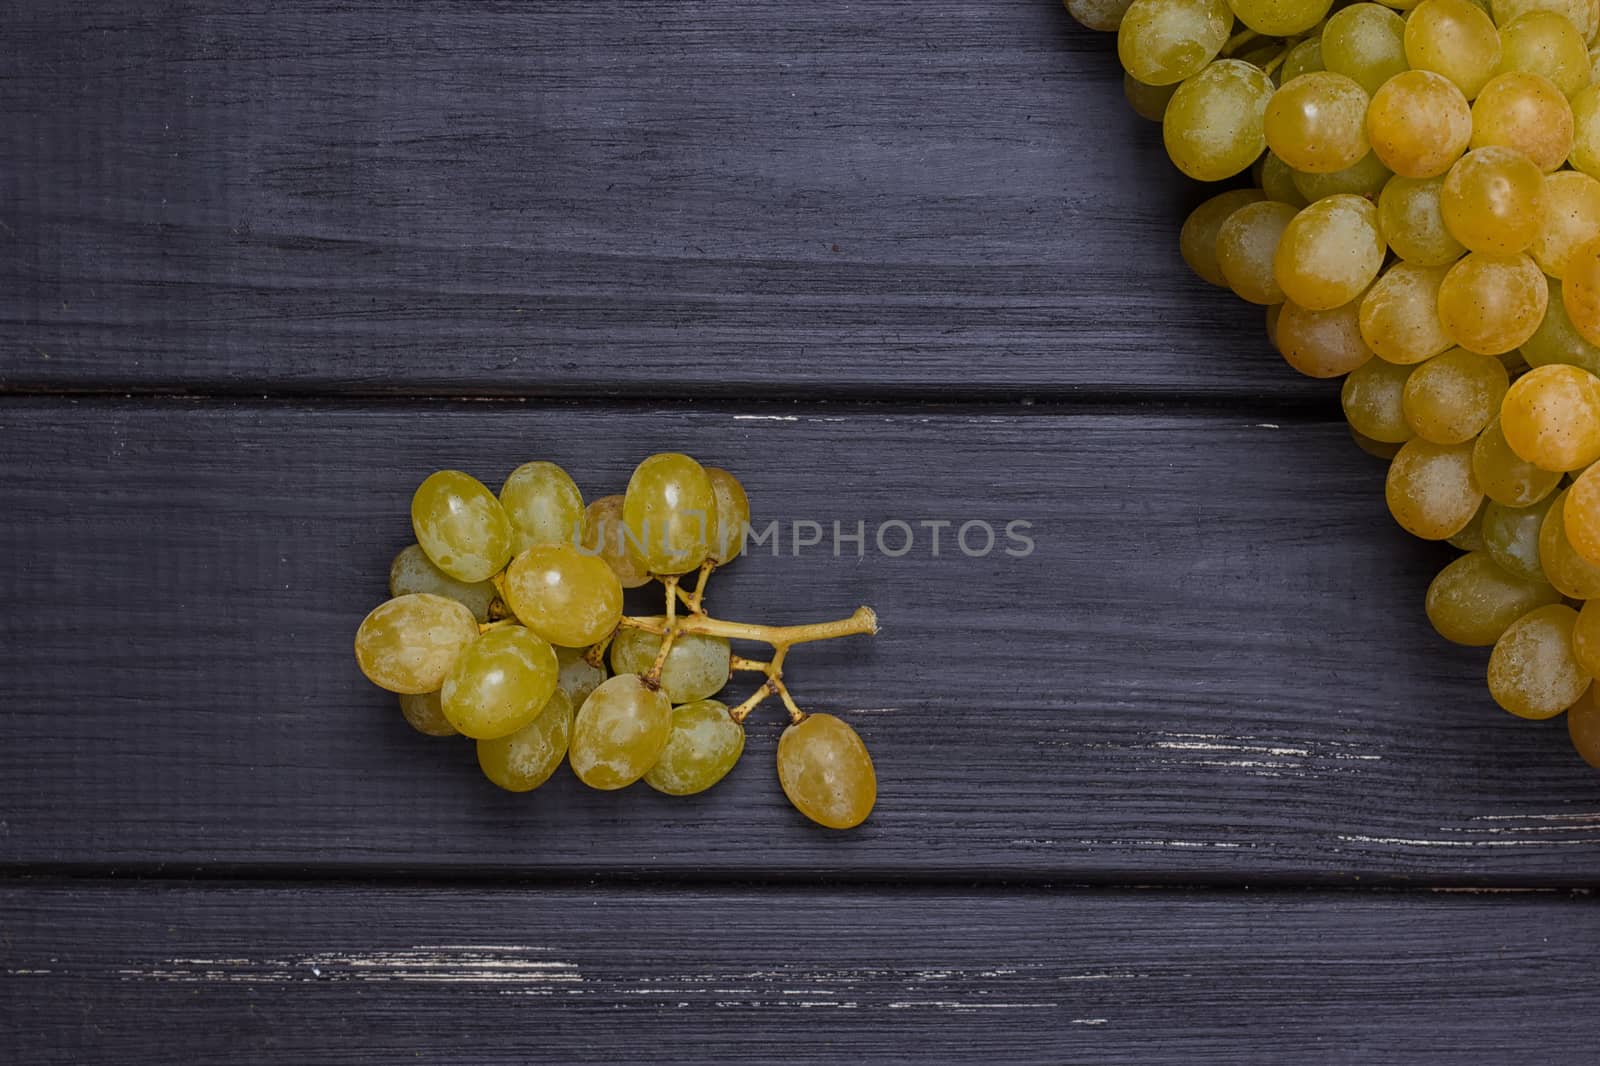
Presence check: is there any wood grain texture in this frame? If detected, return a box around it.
[3,881,1596,1063]
[0,0,1308,400]
[3,400,1598,883]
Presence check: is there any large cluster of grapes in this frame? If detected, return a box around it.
[1067,0,1600,766]
[353,454,881,829]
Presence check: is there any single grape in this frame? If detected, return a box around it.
[1117,0,1234,86]
[1265,72,1372,173]
[1525,278,1600,374]
[355,593,480,695]
[1342,356,1419,442]
[1378,175,1470,266]
[1484,494,1562,578]
[1402,347,1511,441]
[1385,437,1485,539]
[1426,550,1563,644]
[388,543,497,623]
[556,644,608,707]
[569,673,674,790]
[1475,418,1565,504]
[1469,71,1575,170]
[1124,73,1179,121]
[1290,150,1394,201]
[1163,60,1275,182]
[1281,38,1327,82]
[1500,363,1600,470]
[1367,70,1474,178]
[1067,0,1138,31]
[499,461,584,553]
[777,713,877,830]
[440,626,560,740]
[1180,190,1267,286]
[1567,684,1600,767]
[1439,147,1547,255]
[1259,153,1311,206]
[1274,194,1387,311]
[502,543,624,648]
[623,452,718,575]
[1577,598,1600,675]
[1488,603,1590,719]
[1324,3,1410,94]
[1217,200,1300,304]
[1405,0,1504,100]
[1277,299,1376,377]
[1532,171,1600,280]
[1562,234,1600,345]
[1436,252,1548,354]
[1226,0,1331,33]
[1496,12,1591,96]
[398,690,458,737]
[1540,487,1600,595]
[477,689,574,792]
[643,699,747,796]
[1562,461,1600,562]
[1360,262,1456,365]
[705,466,751,564]
[1571,83,1600,178]
[411,470,515,583]
[609,625,733,704]
[1491,0,1598,43]
[580,494,653,589]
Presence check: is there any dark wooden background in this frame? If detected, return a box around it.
[3,1,1596,1061]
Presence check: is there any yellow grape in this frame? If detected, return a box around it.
[1436,251,1548,354]
[1541,487,1600,595]
[499,461,584,552]
[476,689,574,792]
[569,673,673,790]
[1488,604,1591,719]
[1366,70,1474,178]
[1259,152,1311,206]
[440,626,560,740]
[411,470,515,583]
[1500,363,1600,469]
[777,713,877,830]
[1117,0,1234,86]
[1265,72,1372,173]
[1496,12,1592,96]
[580,494,653,590]
[355,593,481,695]
[1227,0,1333,34]
[1274,194,1387,310]
[555,644,607,708]
[1532,171,1600,278]
[1570,684,1600,767]
[1484,495,1563,577]
[1576,599,1600,676]
[1217,201,1301,304]
[1524,278,1600,374]
[1405,0,1505,100]
[643,699,746,797]
[1163,60,1275,181]
[1359,262,1455,364]
[1439,147,1547,255]
[1385,437,1485,539]
[1323,4,1411,94]
[1342,356,1419,442]
[1491,0,1599,44]
[1401,347,1511,442]
[1469,71,1575,170]
[1377,175,1470,265]
[1474,417,1564,504]
[1277,299,1376,377]
[1562,234,1600,344]
[705,466,751,564]
[1563,461,1600,563]
[388,543,497,623]
[1571,84,1600,177]
[1067,0,1138,31]
[1124,73,1179,121]
[1281,38,1327,82]
[1426,550,1563,644]
[609,625,732,704]
[1291,151,1394,201]
[502,543,624,649]
[1179,189,1267,286]
[623,452,718,574]
[398,691,458,738]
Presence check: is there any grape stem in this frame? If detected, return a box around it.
[621,605,879,646]
[1220,28,1259,57]
[644,575,681,686]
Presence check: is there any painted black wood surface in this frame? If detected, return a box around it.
[2,0,1598,1062]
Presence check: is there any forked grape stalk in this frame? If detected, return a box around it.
[1068,0,1600,766]
[354,453,881,829]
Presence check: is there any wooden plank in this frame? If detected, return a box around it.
[0,0,1306,400]
[2,882,1596,1062]
[2,400,1597,883]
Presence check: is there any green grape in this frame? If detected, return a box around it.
[1323,3,1410,93]
[1405,0,1504,100]
[569,673,674,790]
[1217,200,1300,304]
[1342,356,1419,442]
[580,494,653,589]
[1501,364,1600,470]
[1475,418,1564,505]
[1179,189,1267,286]
[1470,71,1575,171]
[503,543,623,648]
[1532,172,1600,279]
[1366,70,1474,178]
[398,690,457,737]
[623,452,718,575]
[1401,347,1511,442]
[609,625,732,704]
[411,470,515,583]
[1163,61,1275,181]
[1520,282,1600,373]
[556,644,607,707]
[1117,0,1234,86]
[1378,175,1470,266]
[1570,684,1600,767]
[1571,84,1600,177]
[388,543,497,623]
[1437,252,1548,354]
[499,461,584,552]
[1491,0,1598,43]
[1124,72,1180,120]
[477,689,574,792]
[1290,150,1394,201]
[355,593,480,695]
[1496,12,1591,96]
[643,699,747,796]
[1484,495,1561,578]
[1265,72,1372,173]
[1067,0,1138,31]
[1385,437,1484,539]
[1227,0,1331,33]
[1276,299,1376,377]
[1260,152,1311,206]
[1488,604,1590,719]
[1540,488,1600,595]
[706,466,750,564]
[1448,499,1491,550]
[1275,194,1387,311]
[777,713,877,830]
[1439,147,1546,256]
[440,626,559,740]
[1359,262,1455,365]
[1281,38,1327,82]
[1426,550,1563,644]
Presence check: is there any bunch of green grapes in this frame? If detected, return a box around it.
[1069,0,1600,767]
[355,454,882,828]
